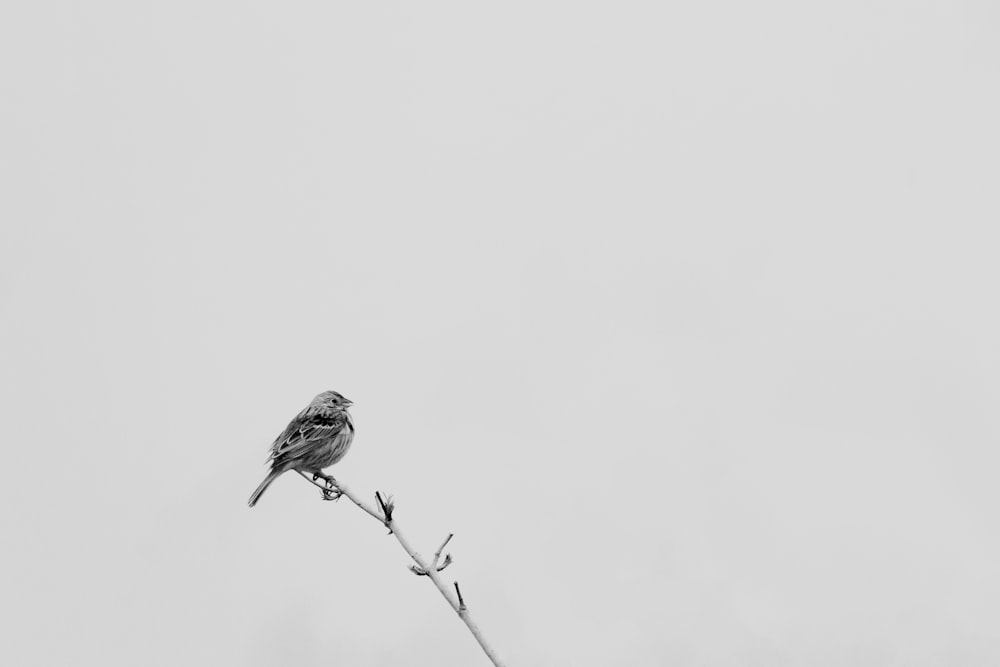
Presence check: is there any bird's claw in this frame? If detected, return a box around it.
[309,472,340,499]
[313,473,337,487]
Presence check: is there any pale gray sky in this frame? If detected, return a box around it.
[2,1,999,665]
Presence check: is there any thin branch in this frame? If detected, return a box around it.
[295,471,384,522]
[302,475,505,667]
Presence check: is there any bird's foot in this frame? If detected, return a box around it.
[312,472,340,500]
[312,472,338,487]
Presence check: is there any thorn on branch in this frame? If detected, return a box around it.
[454,581,466,612]
[409,564,428,576]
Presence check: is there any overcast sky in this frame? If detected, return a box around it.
[2,1,999,665]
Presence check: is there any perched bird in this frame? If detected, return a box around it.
[248,390,355,507]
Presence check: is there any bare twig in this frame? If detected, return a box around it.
[301,475,504,666]
[295,471,383,521]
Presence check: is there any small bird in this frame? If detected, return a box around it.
[248,390,355,507]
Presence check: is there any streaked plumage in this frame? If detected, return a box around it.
[248,390,355,507]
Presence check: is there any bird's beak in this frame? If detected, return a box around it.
[343,400,354,407]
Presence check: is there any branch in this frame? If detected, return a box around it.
[295,471,382,522]
[299,473,505,667]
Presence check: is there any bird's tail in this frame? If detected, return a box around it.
[248,470,282,507]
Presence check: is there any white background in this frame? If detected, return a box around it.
[2,2,999,665]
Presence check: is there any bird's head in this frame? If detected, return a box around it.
[313,390,353,410]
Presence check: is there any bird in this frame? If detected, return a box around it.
[248,390,355,507]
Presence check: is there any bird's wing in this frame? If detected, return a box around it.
[270,407,347,462]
